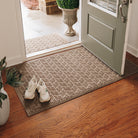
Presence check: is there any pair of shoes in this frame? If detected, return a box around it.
[24,76,50,103]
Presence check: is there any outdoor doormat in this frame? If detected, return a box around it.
[15,46,138,116]
[25,33,68,55]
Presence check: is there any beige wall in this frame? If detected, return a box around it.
[127,0,138,57]
[0,0,26,66]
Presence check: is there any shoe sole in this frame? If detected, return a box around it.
[40,97,51,103]
[24,94,35,100]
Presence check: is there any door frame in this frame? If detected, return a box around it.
[122,0,133,74]
[15,0,26,62]
[16,0,83,62]
[16,0,131,66]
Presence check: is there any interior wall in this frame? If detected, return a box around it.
[0,0,26,66]
[127,0,138,57]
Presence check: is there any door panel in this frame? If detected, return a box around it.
[81,0,129,75]
[88,16,114,49]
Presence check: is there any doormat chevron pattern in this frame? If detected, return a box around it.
[25,33,68,55]
[15,46,138,116]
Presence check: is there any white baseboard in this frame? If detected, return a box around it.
[7,56,24,67]
[127,44,138,58]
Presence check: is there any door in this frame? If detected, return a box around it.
[81,0,129,75]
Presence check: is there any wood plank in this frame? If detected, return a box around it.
[126,52,138,65]
[0,56,138,138]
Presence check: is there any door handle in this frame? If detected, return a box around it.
[119,0,128,23]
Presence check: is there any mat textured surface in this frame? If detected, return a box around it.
[15,46,138,116]
[25,33,68,54]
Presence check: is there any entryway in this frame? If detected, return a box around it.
[20,0,81,59]
[19,0,132,75]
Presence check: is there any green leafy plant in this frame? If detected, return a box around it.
[0,92,7,108]
[6,68,22,87]
[0,57,22,108]
[0,57,7,71]
[56,0,79,9]
[0,74,7,108]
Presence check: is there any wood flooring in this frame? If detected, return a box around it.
[0,53,138,138]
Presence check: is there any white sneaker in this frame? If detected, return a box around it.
[37,78,51,103]
[24,76,37,99]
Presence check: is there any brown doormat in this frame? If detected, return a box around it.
[25,33,68,55]
[15,46,138,116]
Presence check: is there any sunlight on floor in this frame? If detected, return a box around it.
[20,1,80,42]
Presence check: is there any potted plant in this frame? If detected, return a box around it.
[0,57,22,125]
[56,0,79,36]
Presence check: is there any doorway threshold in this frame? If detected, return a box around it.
[26,40,81,61]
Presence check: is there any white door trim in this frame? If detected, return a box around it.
[121,1,132,74]
[14,0,26,64]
